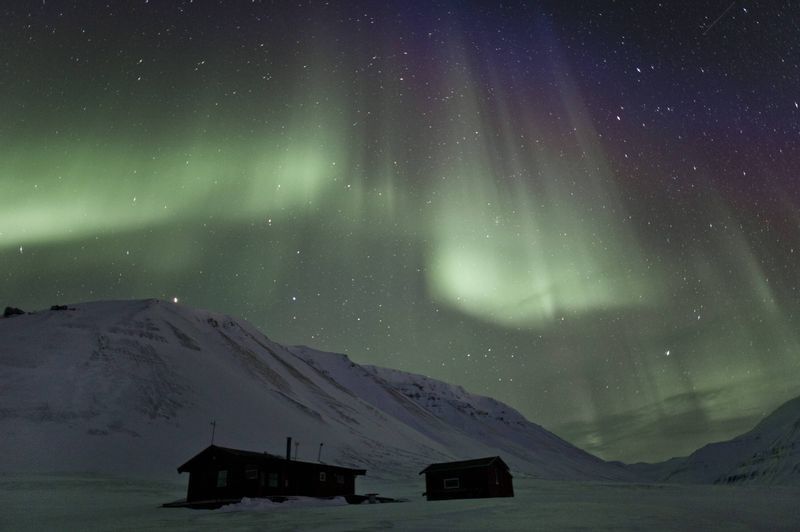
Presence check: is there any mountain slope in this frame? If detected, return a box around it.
[0,299,634,481]
[293,349,633,481]
[629,395,800,485]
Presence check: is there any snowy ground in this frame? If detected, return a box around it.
[1,474,799,531]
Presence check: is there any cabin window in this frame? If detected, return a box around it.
[216,470,228,488]
[319,472,327,482]
[494,469,499,485]
[245,466,258,480]
[443,477,460,489]
[336,474,345,484]
[268,472,279,488]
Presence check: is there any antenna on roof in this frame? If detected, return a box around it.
[294,441,299,460]
[210,420,216,445]
[318,442,324,463]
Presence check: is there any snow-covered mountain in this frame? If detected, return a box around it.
[0,299,635,481]
[629,395,800,486]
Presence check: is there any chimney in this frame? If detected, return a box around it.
[286,437,292,461]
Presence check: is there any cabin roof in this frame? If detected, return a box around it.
[419,456,509,475]
[177,444,366,475]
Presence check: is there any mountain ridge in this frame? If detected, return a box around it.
[0,299,635,481]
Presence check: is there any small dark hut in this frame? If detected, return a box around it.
[420,456,513,501]
[174,440,366,507]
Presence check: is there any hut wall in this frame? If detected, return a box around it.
[425,464,514,501]
[183,453,360,502]
[425,468,491,500]
[485,464,514,498]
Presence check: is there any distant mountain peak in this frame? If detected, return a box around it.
[629,393,800,486]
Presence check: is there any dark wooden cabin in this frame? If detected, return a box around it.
[420,456,513,501]
[176,443,366,506]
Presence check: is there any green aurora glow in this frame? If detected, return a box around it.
[2,1,799,462]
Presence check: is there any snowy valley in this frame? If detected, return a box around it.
[3,299,800,530]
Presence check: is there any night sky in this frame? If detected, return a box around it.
[2,1,799,463]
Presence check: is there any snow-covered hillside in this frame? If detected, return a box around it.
[293,351,633,481]
[629,395,800,486]
[0,299,634,481]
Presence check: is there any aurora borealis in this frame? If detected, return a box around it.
[2,1,799,463]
